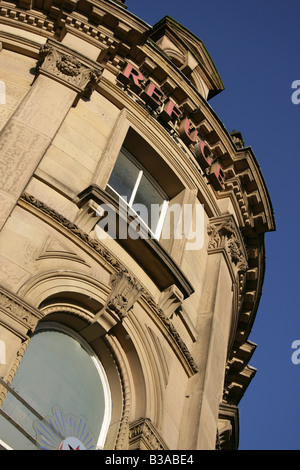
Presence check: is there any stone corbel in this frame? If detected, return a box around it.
[37,39,103,105]
[158,284,184,318]
[74,199,102,233]
[216,403,239,450]
[106,270,143,320]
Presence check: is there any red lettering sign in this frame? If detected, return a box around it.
[208,162,225,190]
[117,63,225,191]
[117,63,145,92]
[159,99,182,123]
[141,81,164,108]
[178,117,198,145]
[194,141,213,169]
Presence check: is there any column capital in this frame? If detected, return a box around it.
[37,39,103,103]
[207,213,248,274]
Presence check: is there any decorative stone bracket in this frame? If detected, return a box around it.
[81,270,143,342]
[158,284,184,319]
[216,403,239,450]
[207,213,248,276]
[207,213,248,319]
[37,39,103,105]
[106,270,143,320]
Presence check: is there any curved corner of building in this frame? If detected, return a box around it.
[0,0,275,451]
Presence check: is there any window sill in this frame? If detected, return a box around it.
[77,185,194,299]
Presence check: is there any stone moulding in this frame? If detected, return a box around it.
[104,333,131,450]
[0,286,42,405]
[0,339,29,408]
[0,285,42,336]
[18,192,198,376]
[129,417,168,450]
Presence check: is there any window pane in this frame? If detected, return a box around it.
[133,174,165,234]
[0,327,110,450]
[107,151,140,202]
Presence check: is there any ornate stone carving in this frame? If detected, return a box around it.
[38,40,103,100]
[0,286,42,332]
[107,270,143,320]
[129,418,168,450]
[207,214,248,274]
[56,54,82,77]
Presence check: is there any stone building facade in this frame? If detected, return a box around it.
[0,0,275,450]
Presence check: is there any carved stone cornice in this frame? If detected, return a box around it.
[223,340,257,406]
[129,417,168,450]
[37,39,103,102]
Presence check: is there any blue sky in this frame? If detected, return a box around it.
[125,0,300,450]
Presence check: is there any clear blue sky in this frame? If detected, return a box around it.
[125,0,300,450]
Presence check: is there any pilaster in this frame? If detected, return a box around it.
[178,213,248,450]
[0,286,42,406]
[0,39,102,232]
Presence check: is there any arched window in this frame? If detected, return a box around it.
[0,322,111,450]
